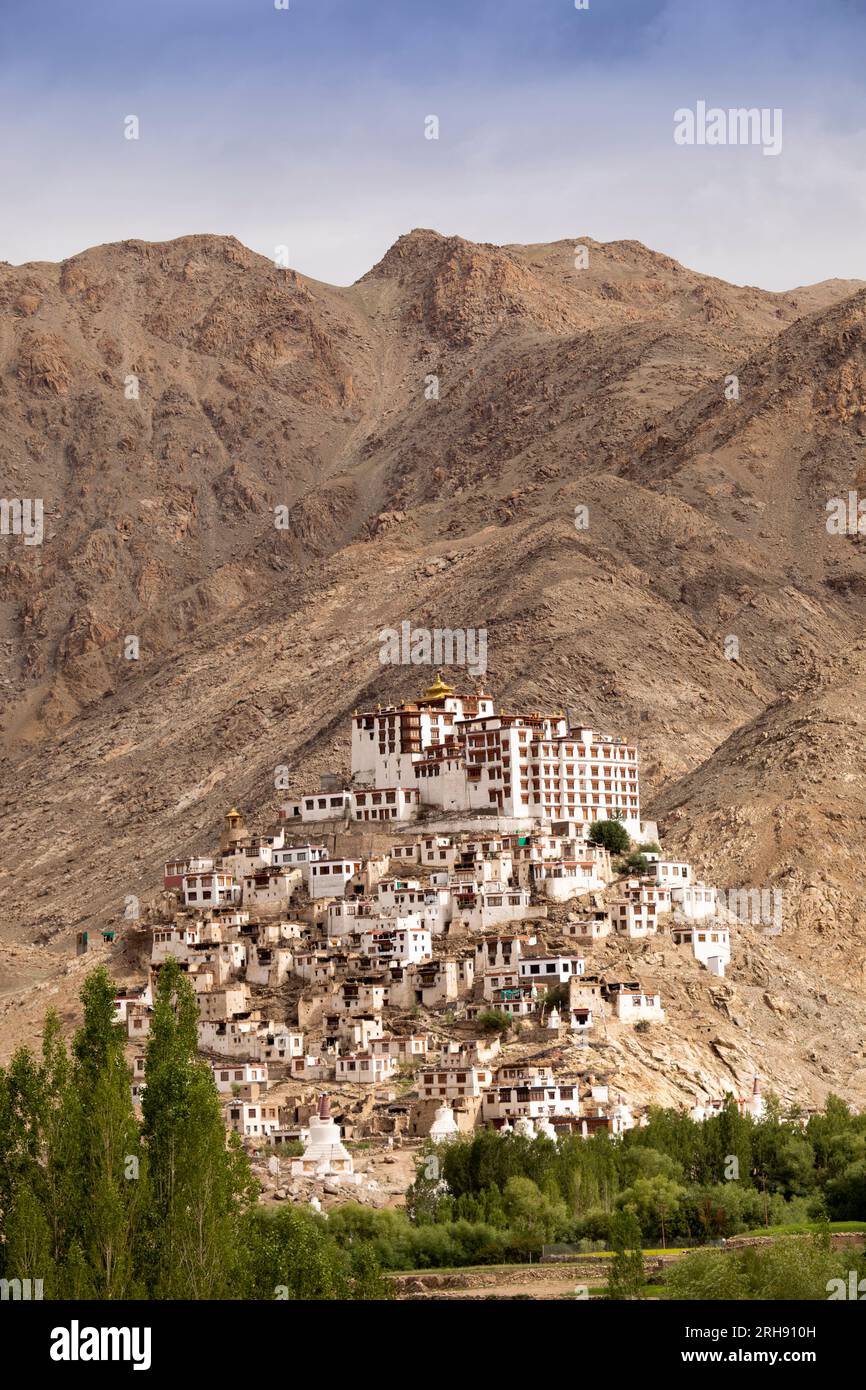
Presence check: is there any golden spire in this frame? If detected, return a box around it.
[422,671,455,700]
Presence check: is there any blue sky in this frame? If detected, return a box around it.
[1,0,866,288]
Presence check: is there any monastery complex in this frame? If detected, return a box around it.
[104,677,764,1201]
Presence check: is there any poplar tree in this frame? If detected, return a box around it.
[606,1207,645,1299]
[64,967,146,1299]
[142,958,256,1297]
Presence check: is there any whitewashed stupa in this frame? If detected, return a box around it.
[546,1006,561,1031]
[291,1094,361,1184]
[536,1116,557,1142]
[429,1102,459,1144]
[514,1115,536,1139]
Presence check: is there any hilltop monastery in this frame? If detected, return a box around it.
[104,677,761,1196]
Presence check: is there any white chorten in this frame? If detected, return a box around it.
[536,1116,557,1142]
[291,1094,361,1184]
[429,1102,459,1144]
[514,1115,536,1139]
[746,1075,765,1121]
[546,1006,561,1031]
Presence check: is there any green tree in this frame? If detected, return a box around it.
[588,820,630,854]
[63,967,145,1299]
[476,1009,512,1037]
[616,1174,687,1247]
[240,1206,391,1300]
[606,1208,645,1299]
[502,1175,565,1247]
[622,852,650,875]
[141,958,256,1297]
[4,1181,56,1296]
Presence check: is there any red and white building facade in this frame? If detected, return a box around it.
[350,678,641,835]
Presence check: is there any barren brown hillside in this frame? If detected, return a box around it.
[2,228,866,1088]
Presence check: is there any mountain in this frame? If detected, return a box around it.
[2,228,866,1099]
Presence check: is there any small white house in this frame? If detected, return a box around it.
[518,954,585,987]
[309,859,362,899]
[670,883,718,922]
[532,859,604,902]
[225,1100,280,1139]
[651,859,692,887]
[212,1061,268,1093]
[610,987,665,1023]
[335,1052,398,1084]
[672,922,731,976]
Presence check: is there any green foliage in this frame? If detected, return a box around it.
[502,1175,567,1246]
[141,957,256,1298]
[406,1093,866,1266]
[542,984,570,1011]
[327,1203,520,1270]
[475,1009,512,1036]
[622,851,650,875]
[615,1174,687,1247]
[0,964,388,1301]
[240,1206,392,1299]
[606,1208,645,1299]
[665,1236,862,1301]
[588,819,631,854]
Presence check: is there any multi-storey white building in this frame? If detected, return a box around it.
[358,924,432,966]
[350,676,641,835]
[481,1067,581,1126]
[182,870,237,909]
[450,881,532,932]
[164,856,214,891]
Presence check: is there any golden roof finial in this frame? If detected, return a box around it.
[422,671,455,700]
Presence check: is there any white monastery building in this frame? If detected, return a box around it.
[350,675,642,836]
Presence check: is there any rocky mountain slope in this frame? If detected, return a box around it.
[1,228,865,1092]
